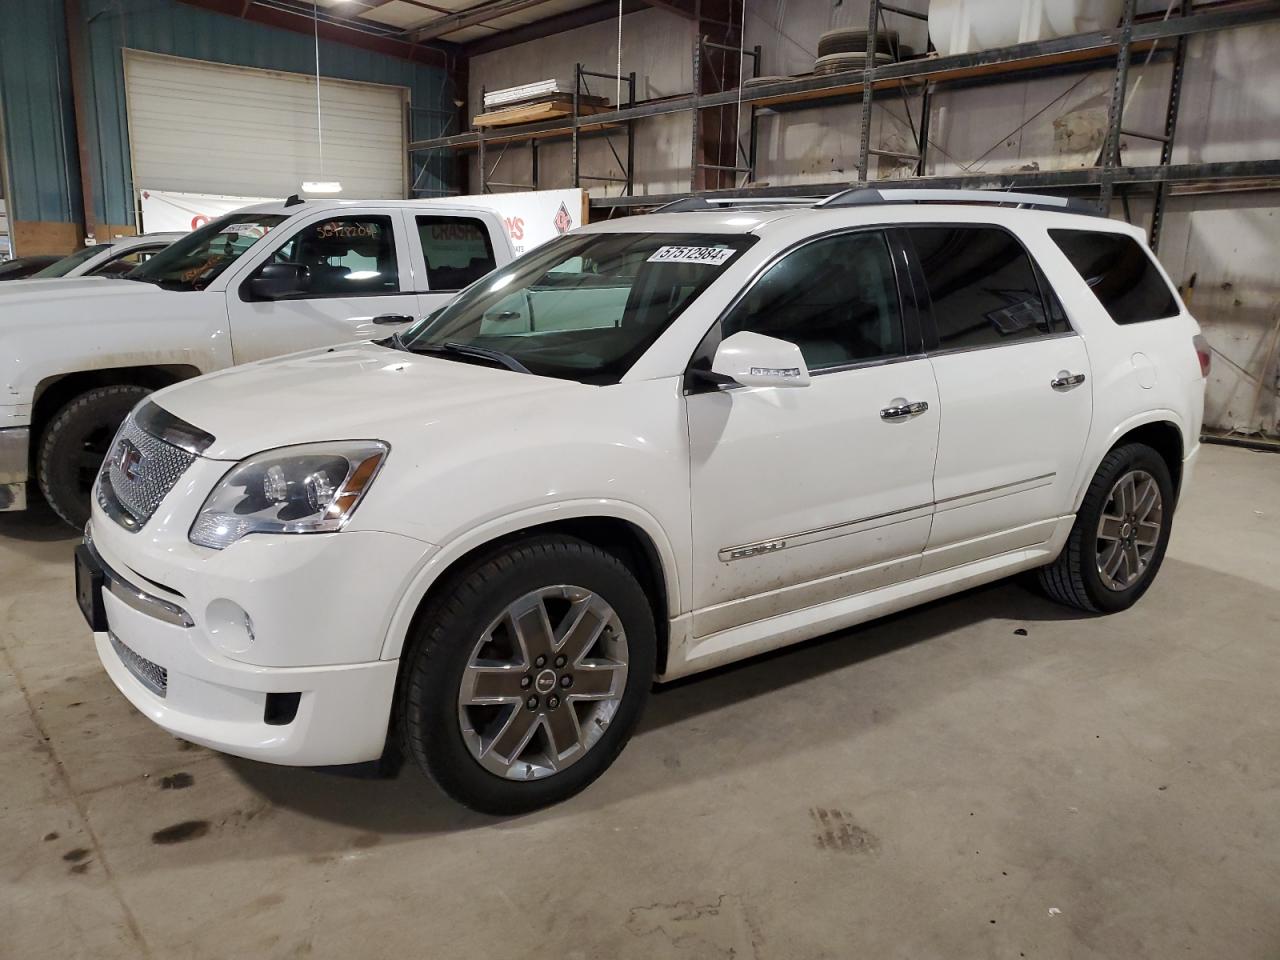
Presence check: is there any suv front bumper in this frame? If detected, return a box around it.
[0,427,29,511]
[85,491,435,766]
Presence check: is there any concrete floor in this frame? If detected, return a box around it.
[1,443,1277,960]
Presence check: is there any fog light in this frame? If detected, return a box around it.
[206,598,256,654]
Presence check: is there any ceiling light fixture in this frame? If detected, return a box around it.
[304,2,342,195]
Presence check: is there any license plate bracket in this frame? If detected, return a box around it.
[75,544,108,632]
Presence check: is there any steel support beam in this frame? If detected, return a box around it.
[63,0,96,234]
[1150,0,1193,252]
[1099,0,1137,210]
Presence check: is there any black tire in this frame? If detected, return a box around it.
[399,535,656,815]
[37,384,150,529]
[1037,442,1175,613]
[817,27,899,58]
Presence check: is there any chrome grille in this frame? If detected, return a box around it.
[99,412,196,529]
[109,632,168,698]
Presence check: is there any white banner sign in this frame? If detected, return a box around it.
[415,188,586,256]
[139,188,276,234]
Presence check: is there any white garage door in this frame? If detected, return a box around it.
[124,50,407,200]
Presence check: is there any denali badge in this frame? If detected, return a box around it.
[115,439,143,483]
[722,539,787,562]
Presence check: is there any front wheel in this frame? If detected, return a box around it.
[398,535,656,815]
[1038,442,1175,613]
[37,385,151,528]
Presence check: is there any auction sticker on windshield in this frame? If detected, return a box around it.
[220,222,269,236]
[647,245,735,265]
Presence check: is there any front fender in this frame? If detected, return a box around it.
[377,498,682,662]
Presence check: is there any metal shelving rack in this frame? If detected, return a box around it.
[407,0,1280,231]
[468,63,638,195]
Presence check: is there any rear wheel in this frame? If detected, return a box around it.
[1038,442,1175,613]
[398,535,655,814]
[37,385,150,529]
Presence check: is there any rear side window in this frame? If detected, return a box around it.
[417,216,496,291]
[1050,229,1178,324]
[907,226,1066,350]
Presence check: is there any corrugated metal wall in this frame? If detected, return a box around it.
[0,0,454,229]
[0,0,81,222]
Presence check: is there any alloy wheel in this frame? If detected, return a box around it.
[457,586,629,780]
[1095,469,1164,591]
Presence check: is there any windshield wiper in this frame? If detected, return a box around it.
[412,341,532,375]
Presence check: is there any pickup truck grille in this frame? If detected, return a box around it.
[98,412,197,530]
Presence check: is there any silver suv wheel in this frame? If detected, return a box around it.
[457,585,629,780]
[1095,468,1164,591]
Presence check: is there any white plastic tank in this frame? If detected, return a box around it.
[929,0,1126,56]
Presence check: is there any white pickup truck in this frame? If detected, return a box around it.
[0,198,514,526]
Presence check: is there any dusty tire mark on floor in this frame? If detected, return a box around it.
[810,807,880,855]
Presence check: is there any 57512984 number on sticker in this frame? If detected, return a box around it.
[647,245,735,265]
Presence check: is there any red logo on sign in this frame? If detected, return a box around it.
[553,202,573,235]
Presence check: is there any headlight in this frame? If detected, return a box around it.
[189,441,388,550]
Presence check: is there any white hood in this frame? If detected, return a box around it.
[150,341,583,460]
[0,277,161,313]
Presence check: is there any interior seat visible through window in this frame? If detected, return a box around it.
[266,215,399,297]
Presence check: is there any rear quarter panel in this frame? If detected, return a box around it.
[1018,220,1204,510]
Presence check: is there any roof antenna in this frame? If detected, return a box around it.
[284,194,304,207]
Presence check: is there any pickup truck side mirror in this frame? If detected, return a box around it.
[711,331,811,388]
[248,262,309,301]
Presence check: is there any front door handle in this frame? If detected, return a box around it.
[372,313,415,325]
[1051,371,1087,389]
[880,399,929,421]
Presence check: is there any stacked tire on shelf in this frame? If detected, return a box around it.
[813,28,915,75]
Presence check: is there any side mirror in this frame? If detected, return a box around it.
[248,262,309,300]
[711,331,811,388]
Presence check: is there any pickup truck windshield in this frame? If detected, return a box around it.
[399,231,756,384]
[127,213,288,290]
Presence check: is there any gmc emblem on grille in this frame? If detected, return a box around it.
[115,439,143,482]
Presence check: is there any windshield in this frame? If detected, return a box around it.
[128,213,288,290]
[32,245,110,279]
[399,232,756,383]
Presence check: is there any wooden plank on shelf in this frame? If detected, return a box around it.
[474,99,613,129]
[462,120,625,150]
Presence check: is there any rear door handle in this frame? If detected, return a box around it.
[880,399,929,421]
[372,313,415,325]
[1050,371,1087,389]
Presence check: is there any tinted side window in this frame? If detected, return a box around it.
[722,231,904,371]
[909,226,1058,349]
[265,215,399,296]
[1050,229,1178,324]
[418,216,497,291]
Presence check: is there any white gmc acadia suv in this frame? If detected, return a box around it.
[75,189,1209,814]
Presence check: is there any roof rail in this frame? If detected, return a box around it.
[651,195,822,213]
[816,187,1102,216]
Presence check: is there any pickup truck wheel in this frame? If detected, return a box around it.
[1037,442,1174,614]
[38,385,151,529]
[399,535,656,815]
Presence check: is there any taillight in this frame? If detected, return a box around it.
[1192,334,1211,378]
